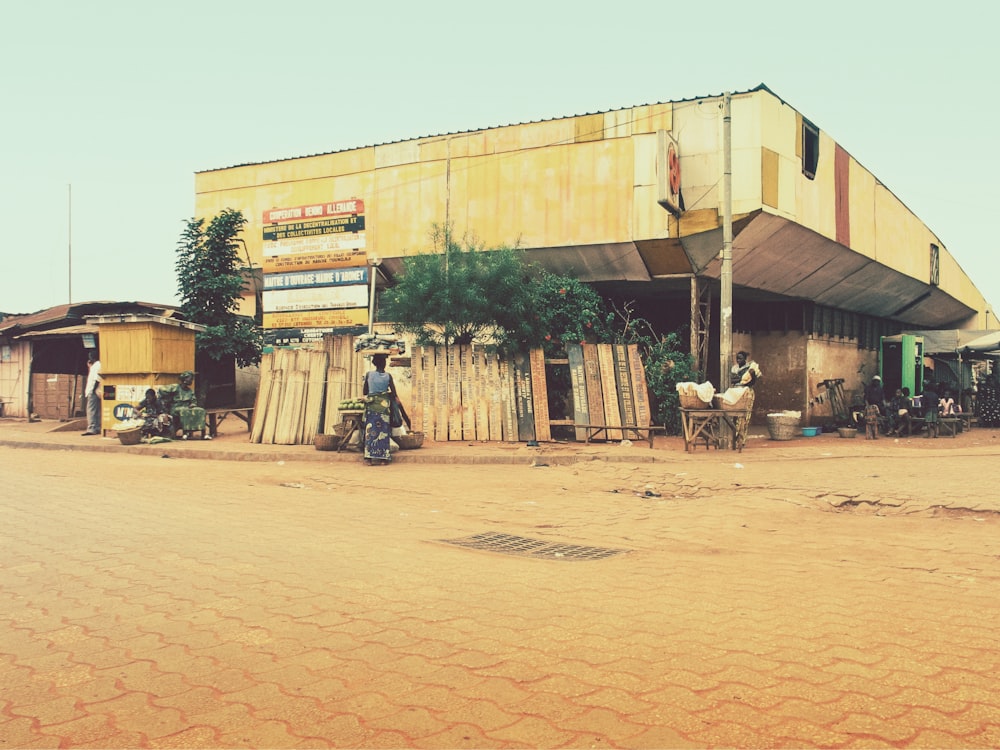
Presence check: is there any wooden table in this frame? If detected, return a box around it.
[680,408,748,452]
[578,424,665,448]
[205,406,254,437]
[336,410,364,451]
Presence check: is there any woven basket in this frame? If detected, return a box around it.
[766,413,800,441]
[396,432,424,450]
[716,390,753,411]
[314,433,339,451]
[678,392,713,409]
[117,427,143,446]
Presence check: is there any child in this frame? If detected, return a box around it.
[922,382,940,438]
[939,389,957,416]
[864,375,884,440]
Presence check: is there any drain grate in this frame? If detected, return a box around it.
[438,532,628,561]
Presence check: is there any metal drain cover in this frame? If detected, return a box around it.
[438,532,628,561]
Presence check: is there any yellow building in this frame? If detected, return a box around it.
[194,84,994,423]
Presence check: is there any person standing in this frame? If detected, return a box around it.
[82,350,102,436]
[730,351,761,388]
[921,381,940,438]
[362,353,405,466]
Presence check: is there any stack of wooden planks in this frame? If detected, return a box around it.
[249,347,331,445]
[249,338,650,445]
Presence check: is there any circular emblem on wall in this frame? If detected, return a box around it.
[668,143,681,196]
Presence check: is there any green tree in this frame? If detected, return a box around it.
[380,229,534,349]
[175,208,262,389]
[641,331,700,435]
[381,226,617,354]
[524,273,614,355]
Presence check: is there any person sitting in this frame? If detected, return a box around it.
[134,388,172,439]
[939,389,957,416]
[887,387,912,436]
[158,371,210,440]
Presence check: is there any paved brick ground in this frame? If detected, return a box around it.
[2,419,1000,747]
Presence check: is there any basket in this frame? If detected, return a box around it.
[679,392,713,409]
[715,390,753,411]
[314,433,339,451]
[766,413,800,441]
[117,427,143,446]
[395,432,424,450]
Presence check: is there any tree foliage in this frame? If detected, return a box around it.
[379,230,534,349]
[641,331,700,435]
[523,274,614,356]
[380,227,617,354]
[175,208,262,369]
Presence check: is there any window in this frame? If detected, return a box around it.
[930,244,940,286]
[802,119,819,180]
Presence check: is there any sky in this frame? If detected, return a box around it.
[2,0,998,319]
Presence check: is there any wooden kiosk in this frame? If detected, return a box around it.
[84,314,206,436]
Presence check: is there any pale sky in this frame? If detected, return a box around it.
[2,0,997,320]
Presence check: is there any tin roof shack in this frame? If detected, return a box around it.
[86,313,206,436]
[0,302,180,421]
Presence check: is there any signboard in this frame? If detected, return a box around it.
[513,350,536,441]
[263,308,368,330]
[264,267,368,291]
[263,250,367,274]
[566,344,590,441]
[657,130,682,217]
[263,284,369,312]
[260,197,371,337]
[263,215,364,242]
[263,199,364,224]
[263,235,367,257]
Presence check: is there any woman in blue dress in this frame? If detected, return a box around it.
[362,353,399,465]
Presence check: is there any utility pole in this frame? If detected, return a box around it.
[719,92,733,388]
[68,183,73,303]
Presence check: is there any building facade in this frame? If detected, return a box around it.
[194,84,993,424]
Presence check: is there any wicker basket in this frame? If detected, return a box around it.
[766,413,800,441]
[395,432,424,450]
[715,390,753,411]
[679,392,713,409]
[314,433,339,451]
[117,427,143,446]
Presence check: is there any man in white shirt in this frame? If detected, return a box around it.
[83,351,102,435]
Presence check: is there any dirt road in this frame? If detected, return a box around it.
[2,442,1000,747]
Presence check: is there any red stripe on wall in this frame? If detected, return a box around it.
[835,144,850,247]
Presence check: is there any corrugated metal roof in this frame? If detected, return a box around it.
[198,84,771,174]
[0,301,183,337]
[16,324,98,338]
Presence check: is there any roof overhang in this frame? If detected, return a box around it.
[692,211,974,327]
[379,211,976,328]
[15,324,98,339]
